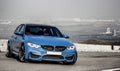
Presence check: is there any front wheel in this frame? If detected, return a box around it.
[18,45,26,62]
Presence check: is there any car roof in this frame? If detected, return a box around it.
[24,23,56,28]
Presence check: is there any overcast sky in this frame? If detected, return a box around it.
[0,0,120,20]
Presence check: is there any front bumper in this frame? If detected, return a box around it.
[26,47,77,62]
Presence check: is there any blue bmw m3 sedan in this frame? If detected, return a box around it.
[6,24,77,64]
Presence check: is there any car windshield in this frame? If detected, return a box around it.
[25,25,63,37]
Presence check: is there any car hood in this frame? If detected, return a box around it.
[25,36,73,46]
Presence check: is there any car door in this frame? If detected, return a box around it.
[12,24,25,52]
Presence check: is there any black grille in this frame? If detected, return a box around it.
[41,45,54,51]
[55,46,66,51]
[43,55,64,59]
[41,45,66,51]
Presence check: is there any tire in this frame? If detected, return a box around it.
[63,52,77,65]
[18,45,26,62]
[6,45,12,58]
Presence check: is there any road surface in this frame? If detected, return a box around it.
[0,52,120,71]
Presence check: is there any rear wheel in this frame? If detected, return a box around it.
[6,45,12,57]
[18,45,26,62]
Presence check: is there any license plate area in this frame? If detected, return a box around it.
[47,51,62,55]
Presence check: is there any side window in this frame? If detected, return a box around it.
[19,25,25,34]
[14,25,22,34]
[14,24,25,35]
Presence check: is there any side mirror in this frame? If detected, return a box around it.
[63,34,69,39]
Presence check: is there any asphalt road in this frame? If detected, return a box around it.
[0,52,120,71]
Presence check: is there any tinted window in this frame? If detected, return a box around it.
[19,25,25,34]
[14,25,23,34]
[25,25,63,37]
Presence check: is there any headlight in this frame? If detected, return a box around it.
[27,43,41,48]
[67,45,76,50]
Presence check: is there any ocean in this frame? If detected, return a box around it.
[0,21,120,43]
